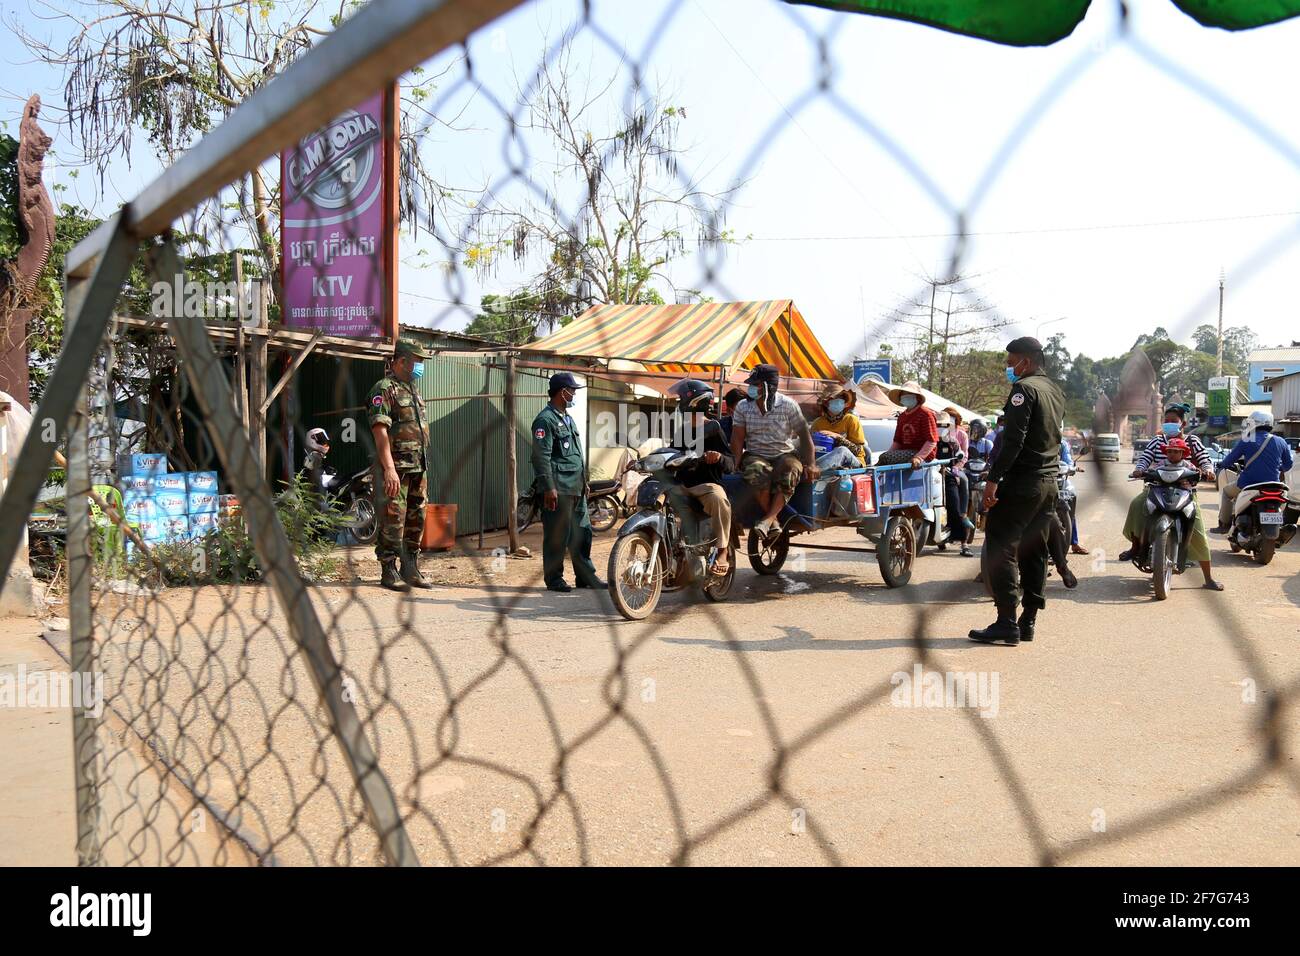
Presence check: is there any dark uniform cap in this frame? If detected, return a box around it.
[548,371,585,392]
[746,363,781,386]
[394,338,429,361]
[1006,336,1044,356]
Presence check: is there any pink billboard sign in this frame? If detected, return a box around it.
[281,90,393,338]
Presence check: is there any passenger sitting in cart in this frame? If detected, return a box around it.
[877,380,939,468]
[810,382,871,470]
[729,363,819,537]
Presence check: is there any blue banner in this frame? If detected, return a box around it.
[852,359,892,384]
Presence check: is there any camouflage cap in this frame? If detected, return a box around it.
[393,337,430,361]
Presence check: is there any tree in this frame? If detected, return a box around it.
[463,293,549,345]
[14,0,464,299]
[1191,323,1258,369]
[883,272,1014,392]
[463,43,736,329]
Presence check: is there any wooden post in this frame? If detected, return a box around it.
[504,351,519,554]
[233,252,248,432]
[249,281,270,473]
[477,357,491,551]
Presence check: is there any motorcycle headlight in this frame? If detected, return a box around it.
[636,480,663,509]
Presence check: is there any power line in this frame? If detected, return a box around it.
[682,208,1300,244]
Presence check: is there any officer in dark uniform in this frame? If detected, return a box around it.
[367,338,433,592]
[969,336,1065,646]
[530,372,604,593]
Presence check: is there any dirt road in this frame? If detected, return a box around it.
[6,461,1298,865]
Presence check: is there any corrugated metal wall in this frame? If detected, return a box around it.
[293,348,550,537]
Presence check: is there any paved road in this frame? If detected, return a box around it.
[8,458,1298,865]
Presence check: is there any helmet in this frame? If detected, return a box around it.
[1247,409,1274,431]
[670,378,716,414]
[1164,437,1190,457]
[305,427,330,454]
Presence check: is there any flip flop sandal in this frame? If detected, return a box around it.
[1202,580,1225,591]
[710,562,730,577]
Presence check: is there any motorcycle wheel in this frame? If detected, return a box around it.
[589,495,620,533]
[702,556,736,602]
[346,495,377,546]
[747,528,790,575]
[608,530,663,621]
[877,514,916,588]
[1152,526,1175,601]
[1255,536,1276,566]
[516,496,537,533]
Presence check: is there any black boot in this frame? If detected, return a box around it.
[969,607,1020,646]
[380,559,410,592]
[400,552,434,590]
[1057,562,1077,589]
[1018,609,1037,643]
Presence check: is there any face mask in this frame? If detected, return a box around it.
[900,395,917,409]
[1161,422,1180,437]
[747,385,759,400]
[939,427,950,437]
[827,398,846,416]
[1005,365,1019,384]
[561,389,575,404]
[411,363,424,381]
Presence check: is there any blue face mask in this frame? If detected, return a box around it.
[1161,421,1180,437]
[747,385,759,400]
[411,363,425,380]
[899,395,917,409]
[1005,366,1019,384]
[827,398,846,416]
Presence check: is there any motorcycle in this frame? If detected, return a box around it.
[1130,462,1203,600]
[1221,463,1299,565]
[607,448,735,620]
[302,463,377,546]
[516,453,637,534]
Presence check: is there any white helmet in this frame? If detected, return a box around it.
[1247,410,1274,431]
[305,427,331,453]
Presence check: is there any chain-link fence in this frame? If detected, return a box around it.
[4,0,1298,866]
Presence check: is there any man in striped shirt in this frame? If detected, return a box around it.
[1118,403,1223,591]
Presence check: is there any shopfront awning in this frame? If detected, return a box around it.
[520,300,839,381]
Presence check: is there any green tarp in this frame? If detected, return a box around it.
[788,1,1300,46]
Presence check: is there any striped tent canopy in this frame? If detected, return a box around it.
[521,300,839,380]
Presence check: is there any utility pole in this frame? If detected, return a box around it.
[1216,268,1225,376]
[926,280,937,389]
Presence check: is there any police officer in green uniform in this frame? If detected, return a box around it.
[969,336,1065,646]
[367,338,434,592]
[530,372,604,593]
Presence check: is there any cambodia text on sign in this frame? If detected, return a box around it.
[281,89,396,338]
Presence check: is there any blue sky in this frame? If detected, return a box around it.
[6,0,1300,364]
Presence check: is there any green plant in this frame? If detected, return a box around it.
[109,475,350,586]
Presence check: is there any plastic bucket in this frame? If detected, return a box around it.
[421,503,457,551]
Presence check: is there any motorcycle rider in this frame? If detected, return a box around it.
[1213,409,1295,533]
[1120,403,1222,591]
[669,379,735,576]
[730,364,819,537]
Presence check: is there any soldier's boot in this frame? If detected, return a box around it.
[400,552,434,589]
[380,559,410,593]
[968,605,1020,646]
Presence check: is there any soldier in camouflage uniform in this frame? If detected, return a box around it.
[367,338,433,591]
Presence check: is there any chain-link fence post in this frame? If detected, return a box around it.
[151,241,421,867]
